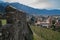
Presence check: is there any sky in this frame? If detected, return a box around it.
[0,0,60,9]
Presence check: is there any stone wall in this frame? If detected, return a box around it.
[1,5,33,40]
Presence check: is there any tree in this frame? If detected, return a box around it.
[29,16,36,25]
[51,20,56,30]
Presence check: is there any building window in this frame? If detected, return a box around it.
[1,19,7,26]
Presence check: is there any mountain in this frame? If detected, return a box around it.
[0,2,60,15]
[10,3,60,15]
[0,2,9,12]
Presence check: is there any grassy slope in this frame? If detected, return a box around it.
[31,26,60,40]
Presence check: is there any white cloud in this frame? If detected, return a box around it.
[4,0,59,9]
[5,0,36,4]
[28,2,53,9]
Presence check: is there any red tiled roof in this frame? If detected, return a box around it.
[55,22,60,26]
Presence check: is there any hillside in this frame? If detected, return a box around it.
[10,3,60,15]
[30,26,60,40]
[0,2,60,15]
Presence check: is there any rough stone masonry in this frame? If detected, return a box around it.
[0,5,33,40]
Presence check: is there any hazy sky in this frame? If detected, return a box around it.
[1,0,60,9]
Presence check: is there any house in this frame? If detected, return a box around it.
[55,19,60,28]
[35,16,52,28]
